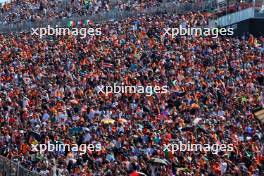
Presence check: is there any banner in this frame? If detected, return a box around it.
[254,108,264,123]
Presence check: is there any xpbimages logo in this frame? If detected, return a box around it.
[31,142,102,154]
[163,142,234,154]
[96,84,168,96]
[31,25,101,38]
[163,26,234,38]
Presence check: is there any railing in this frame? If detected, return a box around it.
[216,7,255,26]
[0,1,218,33]
[0,155,41,176]
[213,1,264,27]
[210,0,264,26]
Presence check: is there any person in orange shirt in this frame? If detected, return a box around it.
[20,143,30,155]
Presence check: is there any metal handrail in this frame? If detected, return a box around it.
[0,155,41,176]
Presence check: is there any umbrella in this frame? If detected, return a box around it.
[136,172,147,176]
[70,99,79,104]
[69,127,83,134]
[176,167,190,174]
[218,116,226,120]
[150,158,169,165]
[191,103,200,108]
[28,131,41,141]
[193,117,202,125]
[165,119,173,123]
[82,127,90,132]
[131,135,139,138]
[130,171,147,176]
[136,124,144,129]
[106,153,115,162]
[118,118,128,123]
[181,125,194,132]
[101,118,115,124]
[165,51,175,55]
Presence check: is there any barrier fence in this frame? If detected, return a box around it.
[0,155,41,176]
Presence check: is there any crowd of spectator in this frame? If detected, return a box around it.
[0,0,197,25]
[0,0,110,25]
[0,0,264,175]
[0,0,259,27]
[0,8,263,175]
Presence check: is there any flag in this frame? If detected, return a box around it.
[67,20,76,28]
[254,108,264,124]
[84,20,89,25]
[84,19,93,26]
[254,38,261,47]
[164,149,169,159]
[102,63,113,68]
[77,20,83,27]
[249,35,254,46]
[130,171,139,176]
